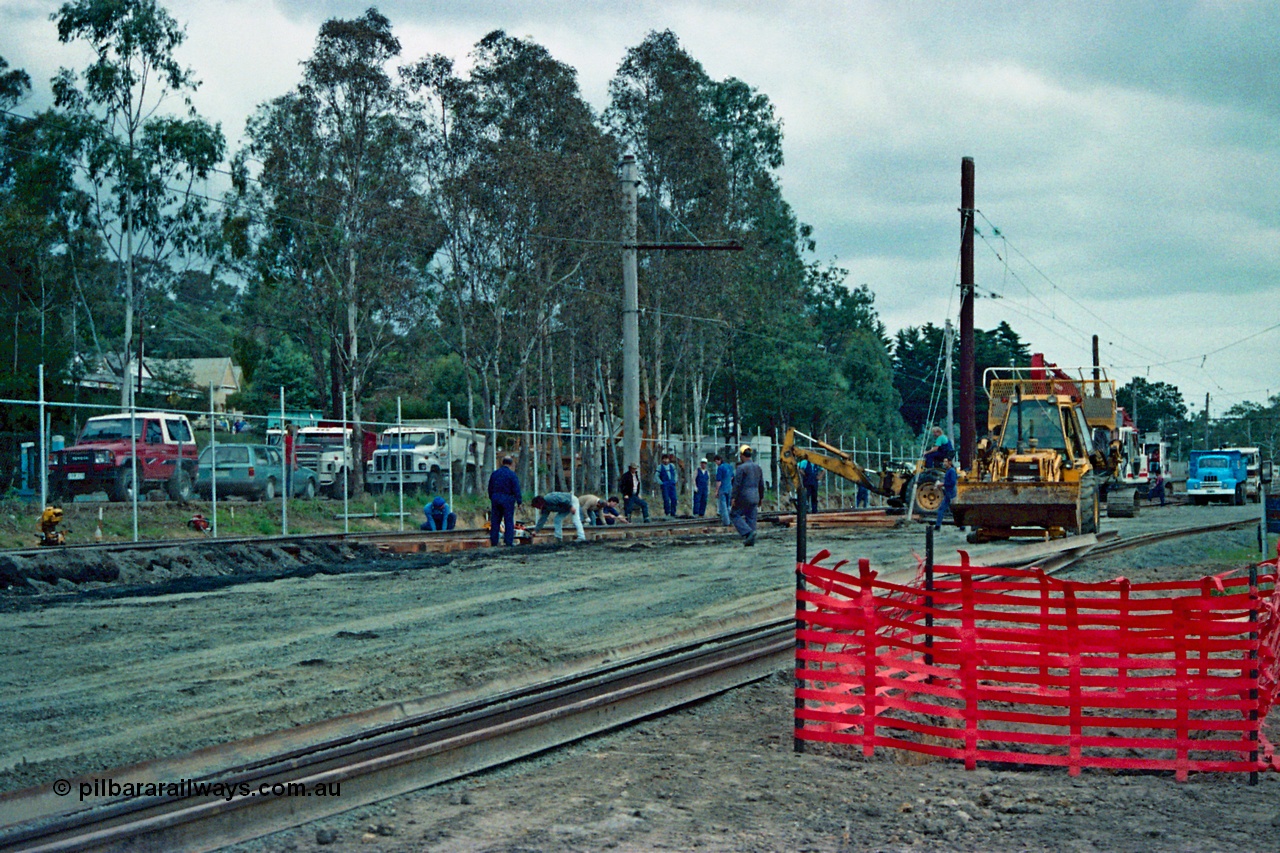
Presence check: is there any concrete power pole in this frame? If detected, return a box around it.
[959,157,976,468]
[620,155,641,471]
[944,319,955,446]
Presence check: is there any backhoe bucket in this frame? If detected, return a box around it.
[951,481,1082,531]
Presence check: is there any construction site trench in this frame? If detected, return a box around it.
[3,502,1278,851]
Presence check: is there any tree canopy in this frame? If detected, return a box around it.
[1,5,1252,473]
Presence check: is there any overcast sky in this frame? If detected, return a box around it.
[4,0,1278,423]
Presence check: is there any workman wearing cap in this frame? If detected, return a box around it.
[421,496,457,531]
[714,454,734,525]
[730,444,764,546]
[487,456,522,546]
[531,492,587,542]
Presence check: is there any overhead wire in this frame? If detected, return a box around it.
[970,210,1277,405]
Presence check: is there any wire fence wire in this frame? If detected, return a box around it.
[1,373,925,542]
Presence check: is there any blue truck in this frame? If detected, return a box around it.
[1186,449,1248,505]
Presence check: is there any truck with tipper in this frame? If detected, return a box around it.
[365,419,487,494]
[1186,449,1247,505]
[1219,446,1262,502]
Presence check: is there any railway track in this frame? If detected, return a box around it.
[0,515,736,559]
[0,618,793,853]
[0,514,1262,851]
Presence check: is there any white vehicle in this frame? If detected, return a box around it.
[293,426,357,497]
[365,419,486,494]
[1104,419,1150,518]
[1220,446,1262,502]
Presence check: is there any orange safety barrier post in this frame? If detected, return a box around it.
[795,548,1280,779]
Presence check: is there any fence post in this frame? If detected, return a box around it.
[925,525,934,676]
[397,397,404,532]
[447,401,454,508]
[279,389,287,535]
[342,392,349,534]
[210,382,217,538]
[38,364,47,509]
[794,486,807,754]
[130,395,139,542]
[1250,562,1259,785]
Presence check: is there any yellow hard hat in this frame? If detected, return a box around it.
[738,443,752,456]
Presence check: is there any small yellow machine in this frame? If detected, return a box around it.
[953,362,1121,542]
[37,506,66,547]
[779,428,944,513]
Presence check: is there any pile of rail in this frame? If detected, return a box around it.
[795,546,1280,779]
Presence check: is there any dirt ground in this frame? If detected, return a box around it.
[3,502,1277,851]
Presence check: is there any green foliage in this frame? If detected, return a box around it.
[1116,376,1190,443]
[892,320,1031,435]
[228,336,321,412]
[50,0,225,410]
[234,7,439,422]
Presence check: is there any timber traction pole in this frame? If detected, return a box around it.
[959,157,976,469]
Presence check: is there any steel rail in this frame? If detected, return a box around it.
[1080,516,1260,561]
[1,619,794,853]
[1,515,734,558]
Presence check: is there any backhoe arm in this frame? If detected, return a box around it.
[780,428,887,496]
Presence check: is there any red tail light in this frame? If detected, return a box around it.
[248,466,255,477]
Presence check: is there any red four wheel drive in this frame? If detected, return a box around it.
[48,412,199,502]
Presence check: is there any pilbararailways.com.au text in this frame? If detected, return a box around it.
[56,777,341,802]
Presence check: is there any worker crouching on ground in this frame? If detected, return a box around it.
[531,492,587,542]
[421,496,457,531]
[600,496,629,524]
[488,455,522,546]
[621,463,650,522]
[578,493,605,526]
[730,445,763,546]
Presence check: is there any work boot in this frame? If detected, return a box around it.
[744,532,756,547]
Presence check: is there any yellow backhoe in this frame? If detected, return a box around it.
[779,428,945,514]
[953,361,1122,542]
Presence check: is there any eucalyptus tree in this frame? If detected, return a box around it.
[408,31,618,465]
[892,320,1032,436]
[605,30,732,448]
[233,8,439,464]
[51,0,224,406]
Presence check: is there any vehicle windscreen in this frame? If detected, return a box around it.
[382,431,435,446]
[999,401,1067,452]
[1196,456,1230,469]
[166,419,193,443]
[303,434,347,447]
[199,446,250,465]
[79,418,140,441]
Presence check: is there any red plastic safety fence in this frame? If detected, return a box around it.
[794,548,1280,779]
